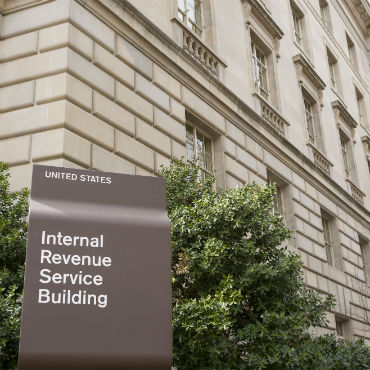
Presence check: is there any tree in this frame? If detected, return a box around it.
[160,159,370,370]
[0,162,29,369]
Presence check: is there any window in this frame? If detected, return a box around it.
[292,6,303,46]
[335,316,352,342]
[327,48,340,92]
[177,0,202,36]
[322,214,334,266]
[321,210,342,270]
[251,42,269,99]
[340,132,351,178]
[186,123,213,181]
[267,171,294,228]
[355,88,367,127]
[304,99,315,144]
[359,237,370,286]
[319,0,332,31]
[272,183,284,217]
[346,33,357,68]
[302,91,324,151]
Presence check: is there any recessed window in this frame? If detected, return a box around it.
[251,42,269,100]
[304,99,315,144]
[321,210,342,270]
[335,316,351,342]
[319,0,331,30]
[177,0,202,36]
[321,214,334,266]
[327,48,340,91]
[267,171,294,226]
[302,90,324,152]
[292,6,304,45]
[355,87,367,126]
[359,237,370,286]
[272,183,284,217]
[346,33,357,68]
[186,123,213,181]
[340,132,351,178]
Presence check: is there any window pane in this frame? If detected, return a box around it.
[336,321,343,336]
[178,0,186,12]
[204,137,212,172]
[340,136,350,177]
[304,100,315,143]
[252,43,269,99]
[196,134,205,168]
[186,125,194,162]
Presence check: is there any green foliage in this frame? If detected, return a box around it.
[160,158,370,370]
[0,162,29,369]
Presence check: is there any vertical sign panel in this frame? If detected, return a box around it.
[18,165,172,370]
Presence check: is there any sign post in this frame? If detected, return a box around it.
[18,165,172,370]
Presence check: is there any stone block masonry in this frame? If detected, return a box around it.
[0,0,369,345]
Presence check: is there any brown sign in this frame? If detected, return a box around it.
[18,165,172,370]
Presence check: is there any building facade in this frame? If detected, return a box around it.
[0,0,369,343]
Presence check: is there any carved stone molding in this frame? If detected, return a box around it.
[343,0,370,37]
[307,143,333,176]
[241,0,284,40]
[331,100,358,129]
[172,19,226,77]
[91,0,369,218]
[346,178,365,205]
[255,94,289,136]
[301,0,368,90]
[293,54,326,92]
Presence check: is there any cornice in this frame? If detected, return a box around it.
[81,0,370,221]
[293,53,326,91]
[243,0,284,40]
[342,0,370,37]
[301,0,368,92]
[0,0,51,15]
[331,100,358,129]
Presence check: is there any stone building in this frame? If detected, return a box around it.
[0,0,369,343]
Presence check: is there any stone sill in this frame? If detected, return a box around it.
[330,87,346,108]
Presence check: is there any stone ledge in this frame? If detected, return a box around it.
[346,178,365,206]
[332,100,358,129]
[243,0,284,40]
[254,93,289,136]
[171,17,226,77]
[293,53,326,91]
[307,142,333,177]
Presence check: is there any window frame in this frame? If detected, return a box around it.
[185,122,214,181]
[177,0,203,37]
[359,237,370,286]
[304,98,315,145]
[267,170,294,229]
[326,48,340,92]
[319,0,332,31]
[355,87,367,127]
[320,209,342,270]
[251,41,269,100]
[292,6,304,46]
[340,133,351,178]
[301,88,324,152]
[335,316,352,342]
[322,214,334,266]
[346,33,358,69]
